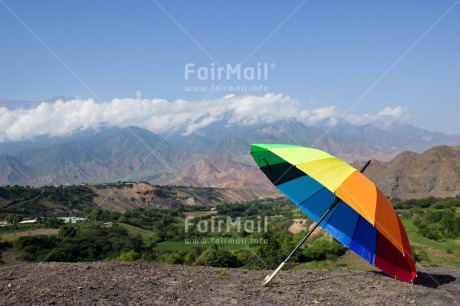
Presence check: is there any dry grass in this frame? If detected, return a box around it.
[0,228,60,242]
[288,218,308,234]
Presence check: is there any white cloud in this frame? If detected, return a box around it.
[305,106,338,125]
[0,94,408,142]
[345,105,408,128]
[377,106,405,118]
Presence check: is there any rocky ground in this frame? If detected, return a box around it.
[0,262,458,305]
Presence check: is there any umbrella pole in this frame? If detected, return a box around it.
[261,160,371,287]
[261,198,340,287]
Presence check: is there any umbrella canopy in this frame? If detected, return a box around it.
[251,144,416,283]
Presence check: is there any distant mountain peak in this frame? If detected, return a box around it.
[363,145,460,199]
[0,155,33,185]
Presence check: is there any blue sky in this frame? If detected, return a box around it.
[0,0,459,135]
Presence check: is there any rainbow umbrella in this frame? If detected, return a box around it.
[250,144,416,285]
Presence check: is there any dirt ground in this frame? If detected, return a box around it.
[0,262,458,305]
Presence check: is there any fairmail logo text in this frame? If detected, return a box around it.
[184,216,269,233]
[184,63,274,81]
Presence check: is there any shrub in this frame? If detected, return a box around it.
[13,235,60,261]
[117,250,141,261]
[215,268,229,276]
[183,246,204,265]
[193,244,239,268]
[157,252,184,264]
[298,239,346,262]
[412,246,430,263]
[417,222,443,241]
[14,225,143,262]
[59,224,77,238]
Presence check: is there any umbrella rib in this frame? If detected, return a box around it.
[272,163,297,186]
[349,214,375,265]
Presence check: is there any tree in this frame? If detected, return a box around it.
[59,224,77,238]
[440,213,460,238]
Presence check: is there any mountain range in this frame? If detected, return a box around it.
[0,120,459,199]
[361,145,460,199]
